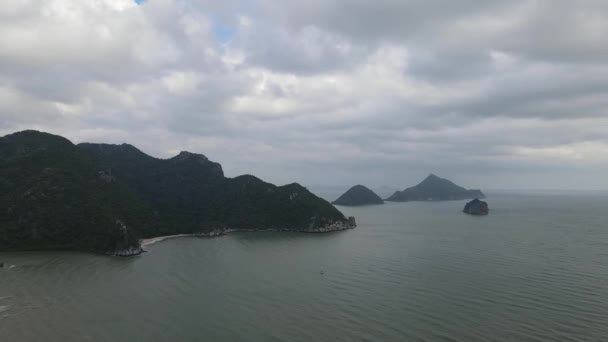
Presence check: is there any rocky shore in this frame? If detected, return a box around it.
[106,246,145,257]
[303,217,357,233]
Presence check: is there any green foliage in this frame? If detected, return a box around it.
[0,131,152,253]
[79,144,348,235]
[205,177,345,230]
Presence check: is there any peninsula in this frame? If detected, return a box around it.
[0,130,356,256]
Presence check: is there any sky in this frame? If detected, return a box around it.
[1,0,607,190]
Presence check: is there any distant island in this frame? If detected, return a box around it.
[332,185,384,206]
[386,174,485,202]
[0,131,356,256]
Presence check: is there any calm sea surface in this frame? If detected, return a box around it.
[1,191,608,341]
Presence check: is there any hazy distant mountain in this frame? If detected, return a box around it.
[332,185,384,206]
[0,130,355,255]
[386,174,485,202]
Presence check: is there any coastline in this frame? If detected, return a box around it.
[137,217,357,250]
[106,217,356,256]
[141,234,195,247]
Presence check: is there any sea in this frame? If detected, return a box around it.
[1,191,608,341]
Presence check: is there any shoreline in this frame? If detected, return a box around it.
[138,218,357,249]
[141,234,196,247]
[108,218,356,256]
[2,219,357,258]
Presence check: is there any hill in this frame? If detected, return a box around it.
[332,185,384,206]
[0,130,355,255]
[0,131,150,255]
[386,174,485,202]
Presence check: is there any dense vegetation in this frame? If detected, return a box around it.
[386,174,485,202]
[0,131,151,253]
[0,131,352,254]
[79,143,347,235]
[332,185,384,206]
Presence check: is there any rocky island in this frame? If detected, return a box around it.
[386,174,485,202]
[332,185,384,206]
[0,130,356,256]
[463,199,489,215]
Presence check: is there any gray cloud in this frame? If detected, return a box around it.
[0,0,607,190]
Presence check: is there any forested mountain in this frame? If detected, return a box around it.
[0,131,355,255]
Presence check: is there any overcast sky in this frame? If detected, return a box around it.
[1,0,607,190]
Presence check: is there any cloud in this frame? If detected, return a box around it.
[0,0,607,190]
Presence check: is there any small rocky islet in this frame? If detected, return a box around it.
[463,198,490,216]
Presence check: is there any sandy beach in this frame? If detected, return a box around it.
[141,234,195,247]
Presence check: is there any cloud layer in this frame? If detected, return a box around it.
[1,0,607,190]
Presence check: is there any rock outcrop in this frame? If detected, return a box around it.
[304,216,357,232]
[192,216,357,236]
[332,185,384,206]
[107,246,145,257]
[463,198,489,215]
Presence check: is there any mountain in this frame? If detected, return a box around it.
[386,174,485,202]
[332,185,384,206]
[0,131,150,255]
[0,130,355,255]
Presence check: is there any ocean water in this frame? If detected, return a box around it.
[1,191,608,341]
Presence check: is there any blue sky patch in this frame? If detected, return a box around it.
[212,23,237,43]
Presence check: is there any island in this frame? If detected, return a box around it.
[386,174,485,202]
[463,199,490,215]
[0,130,356,256]
[332,185,384,206]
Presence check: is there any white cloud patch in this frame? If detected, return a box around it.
[162,71,204,96]
[0,0,607,190]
